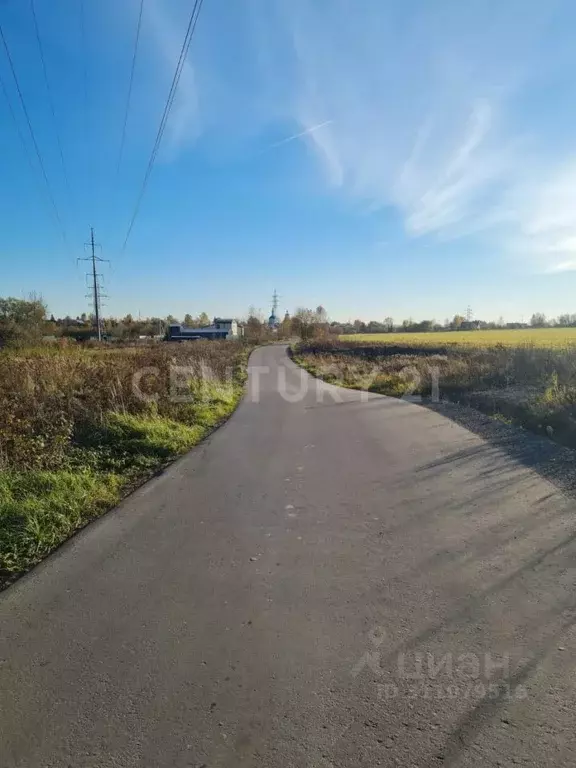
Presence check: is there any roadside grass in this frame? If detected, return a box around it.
[101,412,205,456]
[0,342,250,584]
[0,471,122,575]
[293,339,576,450]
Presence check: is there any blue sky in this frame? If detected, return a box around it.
[2,0,576,322]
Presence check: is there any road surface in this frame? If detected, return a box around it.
[1,345,576,767]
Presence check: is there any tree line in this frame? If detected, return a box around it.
[333,313,576,334]
[1,295,574,348]
[0,297,212,346]
[0,298,332,346]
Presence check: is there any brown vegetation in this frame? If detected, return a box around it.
[0,341,249,582]
[293,339,576,449]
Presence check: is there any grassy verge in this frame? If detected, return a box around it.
[292,339,576,450]
[0,342,250,585]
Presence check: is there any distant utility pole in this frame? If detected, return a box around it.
[79,227,109,341]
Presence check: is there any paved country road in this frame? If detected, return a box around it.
[1,345,576,767]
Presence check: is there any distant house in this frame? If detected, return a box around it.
[167,317,242,342]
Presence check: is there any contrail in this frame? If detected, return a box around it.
[268,120,333,150]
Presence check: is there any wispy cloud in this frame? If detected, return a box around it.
[504,161,576,271]
[396,100,504,236]
[268,120,333,150]
[245,0,576,270]
[132,0,576,271]
[141,0,200,152]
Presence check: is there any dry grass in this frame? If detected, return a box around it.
[294,339,576,450]
[0,341,250,582]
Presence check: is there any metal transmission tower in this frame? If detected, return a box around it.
[79,228,109,341]
[268,289,280,328]
[466,305,473,323]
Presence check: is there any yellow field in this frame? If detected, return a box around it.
[340,328,576,348]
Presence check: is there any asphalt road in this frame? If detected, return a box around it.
[1,345,576,767]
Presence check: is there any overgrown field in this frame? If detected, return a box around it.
[294,338,576,449]
[0,341,249,583]
[344,328,576,347]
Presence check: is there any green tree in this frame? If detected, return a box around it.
[293,307,326,340]
[556,313,576,327]
[279,312,292,338]
[0,296,47,346]
[245,313,265,342]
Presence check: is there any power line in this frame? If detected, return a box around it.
[1,67,69,237]
[121,0,205,251]
[0,21,67,244]
[30,0,70,193]
[0,70,36,175]
[0,67,60,227]
[122,0,204,250]
[117,0,145,173]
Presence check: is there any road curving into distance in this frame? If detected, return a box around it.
[1,344,576,766]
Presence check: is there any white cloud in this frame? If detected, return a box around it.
[504,162,576,271]
[141,0,200,152]
[125,0,576,272]
[268,120,333,150]
[396,100,506,236]
[245,0,576,271]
